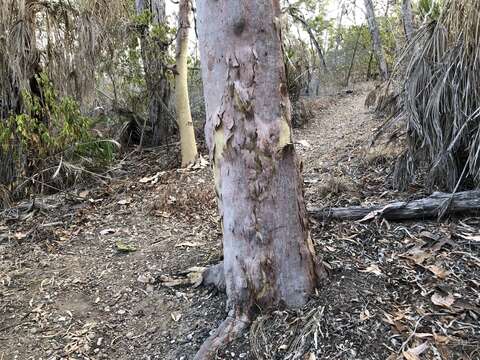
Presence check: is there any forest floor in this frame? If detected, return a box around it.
[1,84,480,360]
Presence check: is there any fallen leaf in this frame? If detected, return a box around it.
[175,241,203,248]
[297,140,312,149]
[117,198,132,205]
[359,264,383,276]
[139,172,163,184]
[426,265,449,279]
[159,276,187,287]
[171,312,182,322]
[100,228,116,236]
[199,156,209,167]
[414,333,434,339]
[14,232,29,240]
[401,247,432,265]
[403,342,429,360]
[159,267,205,288]
[457,233,480,242]
[304,353,316,360]
[359,309,373,321]
[137,274,154,284]
[79,190,90,199]
[116,241,137,253]
[433,333,450,344]
[431,292,455,308]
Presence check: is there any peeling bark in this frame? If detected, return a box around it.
[364,0,389,81]
[196,1,325,357]
[175,0,198,166]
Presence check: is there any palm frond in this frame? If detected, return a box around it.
[396,0,480,191]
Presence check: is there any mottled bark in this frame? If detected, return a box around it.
[196,1,325,357]
[135,0,171,146]
[175,0,198,166]
[402,0,414,42]
[364,0,389,81]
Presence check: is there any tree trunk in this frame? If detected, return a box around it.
[345,28,361,87]
[402,0,414,42]
[334,4,346,70]
[196,1,325,357]
[135,0,171,146]
[366,48,374,80]
[175,0,198,166]
[363,0,389,81]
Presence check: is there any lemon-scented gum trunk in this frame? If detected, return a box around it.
[195,1,325,358]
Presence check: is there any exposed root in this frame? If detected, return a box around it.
[201,262,226,292]
[194,310,250,360]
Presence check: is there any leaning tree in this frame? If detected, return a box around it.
[195,1,325,358]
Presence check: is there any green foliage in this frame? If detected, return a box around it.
[0,72,116,167]
[133,9,176,43]
[417,0,443,20]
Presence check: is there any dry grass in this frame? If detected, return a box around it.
[364,145,400,166]
[317,176,358,198]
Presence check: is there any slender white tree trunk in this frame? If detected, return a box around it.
[196,1,325,358]
[175,0,198,166]
[364,0,389,80]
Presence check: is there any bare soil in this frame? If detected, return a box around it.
[1,85,479,360]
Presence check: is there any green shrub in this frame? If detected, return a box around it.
[0,72,117,194]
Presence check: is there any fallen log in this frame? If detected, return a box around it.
[308,190,480,221]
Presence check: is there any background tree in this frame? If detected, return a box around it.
[364,0,389,80]
[135,0,173,146]
[195,0,325,358]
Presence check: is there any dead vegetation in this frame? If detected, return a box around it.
[369,0,480,193]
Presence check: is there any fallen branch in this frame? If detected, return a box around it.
[308,190,480,221]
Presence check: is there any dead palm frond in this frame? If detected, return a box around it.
[395,0,480,191]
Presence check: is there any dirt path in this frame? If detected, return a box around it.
[1,87,479,360]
